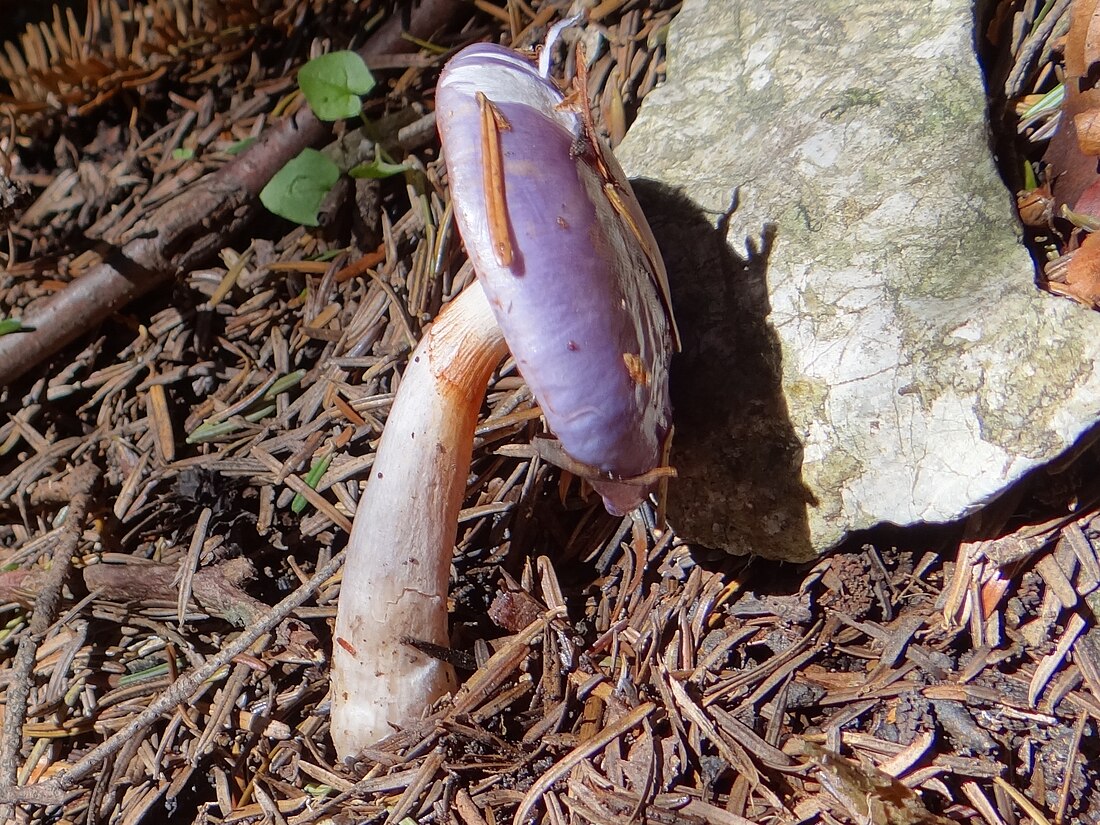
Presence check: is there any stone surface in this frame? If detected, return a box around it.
[617,0,1100,560]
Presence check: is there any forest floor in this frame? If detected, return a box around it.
[0,1,1096,823]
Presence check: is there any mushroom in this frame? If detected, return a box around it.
[330,41,678,760]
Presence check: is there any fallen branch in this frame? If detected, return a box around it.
[82,556,272,627]
[0,0,463,388]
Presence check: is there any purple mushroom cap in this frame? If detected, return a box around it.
[436,43,676,514]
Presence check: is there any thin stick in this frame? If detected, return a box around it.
[177,506,212,628]
[0,549,346,806]
[0,463,99,819]
[1054,709,1088,824]
[511,701,655,825]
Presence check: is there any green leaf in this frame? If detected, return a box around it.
[349,156,410,179]
[0,317,30,336]
[298,51,375,121]
[263,369,306,401]
[312,247,349,262]
[260,149,341,226]
[172,147,194,160]
[225,137,256,155]
[291,453,333,515]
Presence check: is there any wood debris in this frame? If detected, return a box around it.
[0,1,1095,823]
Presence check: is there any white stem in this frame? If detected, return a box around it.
[331,280,508,759]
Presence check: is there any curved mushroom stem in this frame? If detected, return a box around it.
[331,280,507,760]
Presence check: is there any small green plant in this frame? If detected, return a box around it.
[260,50,408,226]
[0,317,30,336]
[350,155,410,179]
[297,50,376,121]
[225,137,256,155]
[291,452,333,514]
[260,148,341,226]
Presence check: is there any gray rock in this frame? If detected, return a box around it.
[618,0,1100,560]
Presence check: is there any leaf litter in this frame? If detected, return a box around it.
[0,1,1097,823]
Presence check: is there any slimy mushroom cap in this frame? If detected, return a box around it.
[437,43,676,514]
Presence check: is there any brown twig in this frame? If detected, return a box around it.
[0,0,463,389]
[82,556,272,628]
[0,101,324,389]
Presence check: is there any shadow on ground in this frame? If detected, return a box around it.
[633,179,818,562]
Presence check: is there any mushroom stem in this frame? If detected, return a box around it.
[331,280,507,759]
